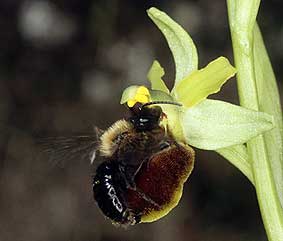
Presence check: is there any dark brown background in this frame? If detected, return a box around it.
[0,1,282,241]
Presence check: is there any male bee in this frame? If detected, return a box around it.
[38,100,195,227]
[92,101,195,227]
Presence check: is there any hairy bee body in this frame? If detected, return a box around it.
[92,103,195,227]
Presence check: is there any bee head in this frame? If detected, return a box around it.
[129,101,182,132]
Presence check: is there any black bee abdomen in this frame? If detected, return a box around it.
[93,161,139,226]
[93,162,125,222]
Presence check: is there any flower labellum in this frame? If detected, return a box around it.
[127,142,194,223]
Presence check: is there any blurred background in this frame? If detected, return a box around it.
[0,0,282,241]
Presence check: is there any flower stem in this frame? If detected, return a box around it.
[227,0,283,240]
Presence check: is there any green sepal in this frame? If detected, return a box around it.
[147,7,198,84]
[181,99,274,150]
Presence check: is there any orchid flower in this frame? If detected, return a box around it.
[120,7,274,185]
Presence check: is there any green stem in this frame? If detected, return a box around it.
[227,0,283,240]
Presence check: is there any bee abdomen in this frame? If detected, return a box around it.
[93,162,138,226]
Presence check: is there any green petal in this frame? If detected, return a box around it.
[147,7,198,84]
[173,57,236,107]
[181,99,274,150]
[147,60,169,94]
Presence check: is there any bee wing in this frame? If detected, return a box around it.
[36,134,100,166]
[0,122,102,167]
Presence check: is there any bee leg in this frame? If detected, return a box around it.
[118,161,146,190]
[90,150,97,164]
[125,178,137,190]
[159,141,171,150]
[118,164,137,189]
[118,164,160,207]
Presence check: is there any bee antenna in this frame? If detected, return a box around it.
[142,101,182,108]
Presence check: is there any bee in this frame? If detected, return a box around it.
[39,100,195,227]
[92,101,195,227]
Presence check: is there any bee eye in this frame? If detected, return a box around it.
[130,116,159,132]
[139,118,149,123]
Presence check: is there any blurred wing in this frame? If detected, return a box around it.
[36,134,99,166]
